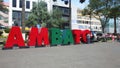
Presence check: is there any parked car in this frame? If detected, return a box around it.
[0,26,6,30]
[91,31,98,42]
[96,32,107,42]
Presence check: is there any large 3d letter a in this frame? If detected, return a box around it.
[4,26,25,49]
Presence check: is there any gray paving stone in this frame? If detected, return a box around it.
[0,41,120,68]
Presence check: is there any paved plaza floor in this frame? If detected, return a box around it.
[0,41,120,68]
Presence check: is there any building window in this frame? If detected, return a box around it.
[19,0,22,8]
[77,20,82,24]
[63,9,69,15]
[85,21,88,24]
[53,5,69,16]
[96,27,97,29]
[26,1,30,9]
[12,11,22,26]
[12,0,16,7]
[32,2,36,6]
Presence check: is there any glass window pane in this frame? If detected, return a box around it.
[26,1,30,9]
[12,0,16,7]
[19,0,22,8]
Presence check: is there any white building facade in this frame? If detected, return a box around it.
[8,0,69,26]
[71,9,102,32]
[8,0,102,31]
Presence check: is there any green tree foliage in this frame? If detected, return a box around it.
[88,0,112,33]
[0,0,8,12]
[26,0,66,28]
[108,1,120,33]
[25,13,38,27]
[47,8,67,28]
[26,1,49,27]
[109,6,120,18]
[88,0,120,33]
[0,0,4,11]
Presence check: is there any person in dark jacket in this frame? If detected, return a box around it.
[87,34,91,44]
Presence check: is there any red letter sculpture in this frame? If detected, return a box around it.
[4,26,25,49]
[81,30,91,43]
[28,27,49,47]
[72,30,82,44]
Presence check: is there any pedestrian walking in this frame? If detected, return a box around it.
[117,34,120,42]
[87,34,91,44]
[112,34,115,41]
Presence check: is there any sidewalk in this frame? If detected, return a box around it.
[0,40,119,49]
[0,41,120,68]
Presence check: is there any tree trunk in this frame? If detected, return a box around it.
[22,0,25,33]
[114,16,117,34]
[100,19,105,33]
[102,26,105,33]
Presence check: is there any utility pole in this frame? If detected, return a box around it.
[22,0,25,33]
[89,9,92,31]
[69,0,71,29]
